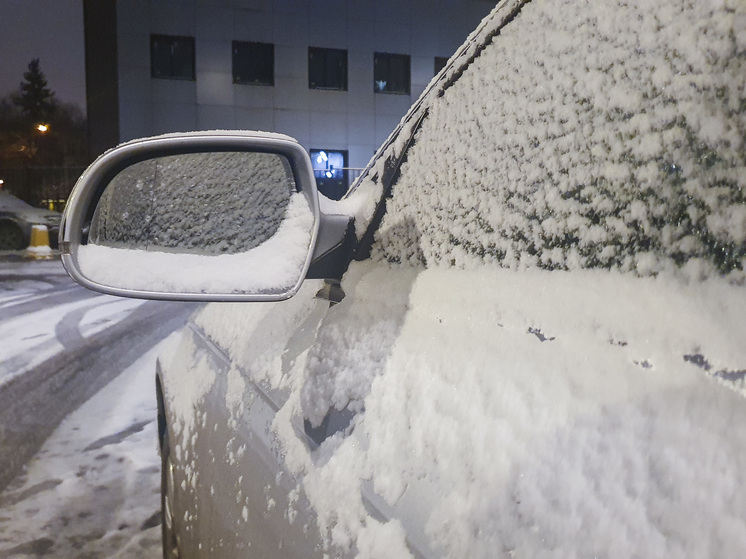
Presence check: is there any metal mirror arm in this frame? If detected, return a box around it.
[306,213,355,281]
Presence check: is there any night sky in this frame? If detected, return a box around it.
[0,0,86,112]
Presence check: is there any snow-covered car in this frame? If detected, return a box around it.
[60,0,745,557]
[0,191,61,250]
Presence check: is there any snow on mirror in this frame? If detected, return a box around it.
[78,151,314,296]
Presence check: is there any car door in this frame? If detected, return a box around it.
[160,282,334,558]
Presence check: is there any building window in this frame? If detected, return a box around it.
[434,56,449,75]
[233,41,274,86]
[151,35,195,80]
[311,149,348,200]
[374,52,410,95]
[308,47,348,91]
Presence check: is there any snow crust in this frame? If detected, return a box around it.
[371,0,745,279]
[78,192,313,294]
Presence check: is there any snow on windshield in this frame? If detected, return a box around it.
[371,0,745,280]
[78,192,313,294]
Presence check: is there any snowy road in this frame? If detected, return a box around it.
[0,257,199,557]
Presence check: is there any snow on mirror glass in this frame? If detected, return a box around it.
[77,151,314,295]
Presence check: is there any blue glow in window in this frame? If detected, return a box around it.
[311,149,345,179]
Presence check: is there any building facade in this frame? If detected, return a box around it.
[88,0,495,197]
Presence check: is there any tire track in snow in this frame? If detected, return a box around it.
[0,284,97,321]
[53,301,95,350]
[0,295,113,380]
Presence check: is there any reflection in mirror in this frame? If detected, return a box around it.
[91,151,294,253]
[77,151,315,296]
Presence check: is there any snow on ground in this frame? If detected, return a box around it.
[0,297,143,375]
[0,259,66,303]
[0,338,175,559]
[0,277,146,388]
[78,298,149,337]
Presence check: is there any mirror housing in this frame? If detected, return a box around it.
[60,132,353,301]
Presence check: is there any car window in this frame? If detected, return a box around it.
[370,0,745,279]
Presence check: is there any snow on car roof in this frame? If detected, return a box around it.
[0,191,31,212]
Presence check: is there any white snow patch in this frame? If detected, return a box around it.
[370,0,745,279]
[278,262,746,557]
[0,338,176,558]
[0,294,145,387]
[78,192,314,295]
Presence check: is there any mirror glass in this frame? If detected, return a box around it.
[76,151,314,296]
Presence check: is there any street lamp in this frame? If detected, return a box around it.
[36,123,50,133]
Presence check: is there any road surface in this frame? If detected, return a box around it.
[0,256,199,557]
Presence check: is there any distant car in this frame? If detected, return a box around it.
[0,191,61,250]
[60,0,745,558]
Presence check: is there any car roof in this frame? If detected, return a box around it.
[0,191,35,212]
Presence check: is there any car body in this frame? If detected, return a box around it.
[61,0,745,557]
[0,191,61,250]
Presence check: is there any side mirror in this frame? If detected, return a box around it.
[60,132,348,301]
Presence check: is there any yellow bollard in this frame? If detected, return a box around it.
[25,224,54,260]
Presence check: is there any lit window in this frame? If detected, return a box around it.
[233,41,274,86]
[151,35,195,81]
[311,149,348,200]
[308,47,348,91]
[374,52,410,95]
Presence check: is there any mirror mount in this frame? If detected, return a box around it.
[307,213,355,281]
